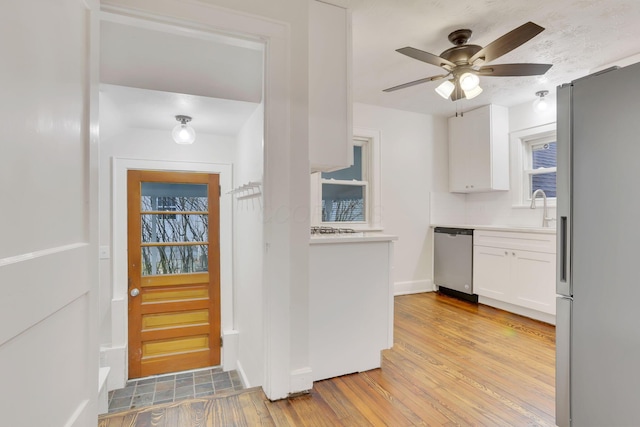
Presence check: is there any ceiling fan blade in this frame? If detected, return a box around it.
[383,74,448,92]
[478,63,552,76]
[469,22,545,64]
[396,47,456,70]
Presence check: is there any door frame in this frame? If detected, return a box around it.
[112,159,233,381]
[101,0,305,400]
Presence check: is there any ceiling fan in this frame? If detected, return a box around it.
[383,22,552,101]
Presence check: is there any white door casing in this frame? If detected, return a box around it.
[0,0,100,426]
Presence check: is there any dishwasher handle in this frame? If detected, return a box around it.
[434,227,473,236]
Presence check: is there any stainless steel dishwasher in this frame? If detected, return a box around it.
[433,227,477,302]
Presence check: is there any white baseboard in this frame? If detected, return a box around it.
[235,360,251,389]
[98,367,111,415]
[290,367,313,394]
[222,330,239,371]
[101,345,127,391]
[478,296,556,325]
[394,279,434,296]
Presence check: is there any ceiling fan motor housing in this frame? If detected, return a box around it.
[440,44,483,66]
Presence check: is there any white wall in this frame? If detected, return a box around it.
[0,0,99,425]
[353,103,447,294]
[233,104,264,387]
[431,99,558,228]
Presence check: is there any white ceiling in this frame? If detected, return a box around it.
[100,84,260,137]
[100,18,263,136]
[101,0,640,129]
[348,0,640,116]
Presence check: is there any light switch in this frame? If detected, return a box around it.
[99,246,110,260]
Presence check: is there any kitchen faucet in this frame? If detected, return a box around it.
[530,189,554,227]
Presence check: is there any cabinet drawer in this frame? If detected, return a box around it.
[474,230,556,253]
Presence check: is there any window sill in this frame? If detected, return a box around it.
[317,223,384,232]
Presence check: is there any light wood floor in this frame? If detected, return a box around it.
[99,292,556,426]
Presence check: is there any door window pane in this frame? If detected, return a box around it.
[141,214,208,243]
[141,183,208,212]
[141,245,208,275]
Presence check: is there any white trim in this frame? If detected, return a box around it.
[235,360,251,389]
[63,400,90,427]
[394,279,434,295]
[509,123,557,208]
[290,368,313,394]
[222,329,239,371]
[111,158,233,382]
[101,344,126,391]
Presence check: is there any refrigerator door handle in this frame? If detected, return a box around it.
[560,216,568,282]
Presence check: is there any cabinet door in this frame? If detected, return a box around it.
[473,245,511,302]
[511,250,556,314]
[448,106,492,192]
[309,0,353,172]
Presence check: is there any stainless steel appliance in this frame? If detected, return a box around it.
[433,227,476,302]
[556,63,640,426]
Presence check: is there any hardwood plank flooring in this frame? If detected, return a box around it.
[99,292,556,426]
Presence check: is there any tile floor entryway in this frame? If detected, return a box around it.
[107,367,244,413]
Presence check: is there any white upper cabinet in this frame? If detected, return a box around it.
[309,0,353,172]
[448,104,509,193]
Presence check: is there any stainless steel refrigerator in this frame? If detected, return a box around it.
[556,62,640,426]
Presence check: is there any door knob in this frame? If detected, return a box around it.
[130,288,140,297]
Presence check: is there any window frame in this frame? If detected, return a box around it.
[510,123,557,208]
[320,141,369,224]
[311,128,382,230]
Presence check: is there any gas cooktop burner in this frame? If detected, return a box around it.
[310,226,357,235]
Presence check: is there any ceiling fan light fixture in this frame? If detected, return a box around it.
[172,115,196,145]
[459,72,480,91]
[463,85,483,100]
[533,90,550,112]
[435,80,456,99]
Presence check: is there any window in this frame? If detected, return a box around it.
[321,144,368,223]
[311,129,381,229]
[524,135,557,198]
[510,123,557,206]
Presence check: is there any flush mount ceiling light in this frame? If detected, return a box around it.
[172,115,196,145]
[533,90,550,112]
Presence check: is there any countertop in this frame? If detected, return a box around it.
[431,224,556,235]
[310,232,398,244]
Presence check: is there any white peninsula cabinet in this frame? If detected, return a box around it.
[309,234,396,381]
[473,229,556,324]
[309,0,353,172]
[448,104,509,193]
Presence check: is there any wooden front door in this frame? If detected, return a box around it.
[127,170,221,378]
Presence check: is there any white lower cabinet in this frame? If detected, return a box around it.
[473,245,511,301]
[474,230,556,316]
